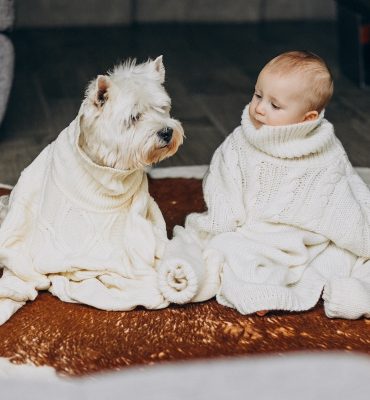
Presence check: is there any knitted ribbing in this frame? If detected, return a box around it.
[240,105,340,163]
[51,115,145,212]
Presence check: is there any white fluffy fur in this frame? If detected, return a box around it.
[79,56,184,170]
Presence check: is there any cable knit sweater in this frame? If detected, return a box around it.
[0,112,169,325]
[160,105,370,319]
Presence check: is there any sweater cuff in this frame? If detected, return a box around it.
[158,225,221,304]
[323,278,370,319]
[158,228,206,304]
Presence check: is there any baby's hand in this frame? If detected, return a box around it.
[256,310,268,316]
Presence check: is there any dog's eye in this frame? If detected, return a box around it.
[130,113,142,123]
[153,105,170,114]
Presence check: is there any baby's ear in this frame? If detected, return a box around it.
[303,110,319,121]
[94,75,111,108]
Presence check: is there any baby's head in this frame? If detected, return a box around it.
[249,51,333,128]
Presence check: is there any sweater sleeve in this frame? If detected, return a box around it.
[323,256,370,319]
[185,131,246,238]
[319,163,370,258]
[0,145,52,325]
[267,156,370,259]
[0,145,51,282]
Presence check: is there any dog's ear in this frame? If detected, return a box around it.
[94,75,110,108]
[152,55,165,84]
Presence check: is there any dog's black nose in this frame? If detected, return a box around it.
[157,127,173,144]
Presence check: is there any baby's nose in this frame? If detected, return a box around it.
[255,102,265,115]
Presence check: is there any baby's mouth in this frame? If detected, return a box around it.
[248,107,264,128]
[251,115,263,129]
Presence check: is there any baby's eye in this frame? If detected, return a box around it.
[254,93,262,99]
[271,103,280,110]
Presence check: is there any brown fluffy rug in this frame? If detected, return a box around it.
[0,180,369,377]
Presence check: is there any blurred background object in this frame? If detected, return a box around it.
[14,0,336,27]
[336,0,370,88]
[0,0,14,128]
[0,0,369,185]
[1,352,370,400]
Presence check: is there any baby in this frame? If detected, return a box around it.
[159,51,370,319]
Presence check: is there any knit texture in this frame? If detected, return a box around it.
[158,225,221,303]
[0,112,171,325]
[164,104,370,319]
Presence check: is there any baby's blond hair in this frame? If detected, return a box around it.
[263,51,333,113]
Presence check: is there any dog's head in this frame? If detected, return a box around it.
[79,56,184,170]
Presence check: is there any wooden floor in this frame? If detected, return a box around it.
[0,22,369,184]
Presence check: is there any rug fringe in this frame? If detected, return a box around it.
[0,183,13,190]
[148,165,208,179]
[149,165,370,186]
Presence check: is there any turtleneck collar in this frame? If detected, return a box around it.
[50,113,146,212]
[241,104,336,159]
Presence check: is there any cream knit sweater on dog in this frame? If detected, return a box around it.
[161,105,370,319]
[0,113,170,325]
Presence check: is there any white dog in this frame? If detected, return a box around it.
[0,56,184,324]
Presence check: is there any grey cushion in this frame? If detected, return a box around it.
[0,0,14,31]
[0,34,14,125]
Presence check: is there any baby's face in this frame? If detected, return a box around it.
[249,69,316,128]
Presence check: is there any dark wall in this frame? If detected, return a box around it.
[15,0,336,28]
